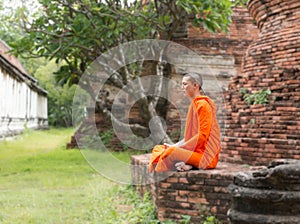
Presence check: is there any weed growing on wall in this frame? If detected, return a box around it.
[239,88,271,105]
[202,215,222,224]
[99,129,114,147]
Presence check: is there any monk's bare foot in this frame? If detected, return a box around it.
[175,162,193,172]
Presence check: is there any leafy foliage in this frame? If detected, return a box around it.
[239,88,272,105]
[202,215,222,224]
[177,0,233,33]
[34,60,89,127]
[0,0,23,44]
[10,0,234,88]
[231,0,248,7]
[115,186,157,223]
[6,0,236,143]
[0,0,41,73]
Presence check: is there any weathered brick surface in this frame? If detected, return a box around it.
[175,7,258,77]
[131,154,252,224]
[222,0,300,165]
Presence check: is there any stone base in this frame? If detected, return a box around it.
[228,159,300,224]
[0,117,48,140]
[131,154,252,223]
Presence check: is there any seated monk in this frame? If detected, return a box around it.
[149,72,221,172]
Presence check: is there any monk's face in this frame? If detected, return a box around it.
[181,76,198,98]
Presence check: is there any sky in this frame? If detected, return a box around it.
[2,0,26,9]
[0,0,41,23]
[1,0,40,13]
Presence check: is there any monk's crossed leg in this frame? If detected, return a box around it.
[155,146,203,172]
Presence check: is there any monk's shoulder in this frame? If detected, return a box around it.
[193,97,210,108]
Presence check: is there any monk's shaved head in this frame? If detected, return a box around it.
[183,72,203,89]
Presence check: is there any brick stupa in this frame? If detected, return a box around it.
[222,0,300,165]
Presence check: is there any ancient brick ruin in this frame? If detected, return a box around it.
[131,1,300,223]
[222,0,300,165]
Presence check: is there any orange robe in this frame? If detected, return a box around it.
[149,96,221,172]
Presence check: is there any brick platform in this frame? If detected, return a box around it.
[130,2,300,223]
[131,154,253,223]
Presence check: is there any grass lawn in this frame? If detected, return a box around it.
[0,128,157,224]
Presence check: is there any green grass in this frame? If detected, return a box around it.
[0,128,157,224]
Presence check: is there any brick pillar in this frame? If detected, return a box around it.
[222,0,300,165]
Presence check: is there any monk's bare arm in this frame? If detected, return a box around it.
[164,139,185,148]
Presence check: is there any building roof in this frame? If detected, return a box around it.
[0,39,47,96]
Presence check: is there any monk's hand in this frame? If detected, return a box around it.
[163,143,171,149]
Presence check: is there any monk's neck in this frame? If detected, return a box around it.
[190,92,202,99]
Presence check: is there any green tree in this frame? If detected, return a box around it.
[0,0,21,44]
[34,60,89,127]
[0,0,41,45]
[0,0,48,76]
[10,0,234,144]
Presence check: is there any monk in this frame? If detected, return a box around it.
[149,72,221,172]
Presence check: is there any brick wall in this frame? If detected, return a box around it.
[221,0,300,165]
[131,154,252,223]
[174,7,258,80]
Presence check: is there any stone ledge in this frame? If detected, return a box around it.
[131,153,252,172]
[228,210,300,224]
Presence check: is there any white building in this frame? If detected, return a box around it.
[0,40,48,138]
